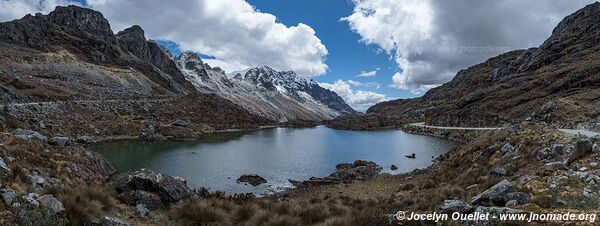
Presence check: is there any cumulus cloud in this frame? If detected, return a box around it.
[320,80,388,111]
[357,70,376,77]
[343,0,596,93]
[0,0,77,21]
[0,0,328,76]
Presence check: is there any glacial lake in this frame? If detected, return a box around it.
[94,126,459,195]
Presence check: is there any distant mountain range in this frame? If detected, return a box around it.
[0,5,356,122]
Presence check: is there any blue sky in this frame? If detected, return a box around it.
[245,0,410,100]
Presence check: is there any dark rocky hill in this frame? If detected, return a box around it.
[0,5,194,102]
[362,3,600,130]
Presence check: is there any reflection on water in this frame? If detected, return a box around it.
[94,126,459,195]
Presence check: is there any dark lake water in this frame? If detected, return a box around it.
[94,126,459,195]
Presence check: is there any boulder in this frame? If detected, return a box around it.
[540,100,557,113]
[109,169,192,204]
[489,164,516,177]
[76,135,94,144]
[136,204,149,218]
[471,179,517,206]
[119,190,165,210]
[22,193,39,207]
[505,192,530,205]
[536,147,552,160]
[439,200,473,214]
[38,194,65,214]
[49,137,70,147]
[237,174,267,186]
[0,157,9,173]
[567,139,593,165]
[390,165,398,170]
[145,125,156,139]
[13,129,47,141]
[171,119,190,127]
[551,144,566,156]
[480,145,498,157]
[0,189,18,205]
[500,143,515,156]
[544,161,567,171]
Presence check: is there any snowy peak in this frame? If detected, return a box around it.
[235,66,357,115]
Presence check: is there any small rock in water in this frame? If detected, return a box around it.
[390,165,398,170]
[237,174,267,186]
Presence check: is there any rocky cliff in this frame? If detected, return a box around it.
[0,5,194,99]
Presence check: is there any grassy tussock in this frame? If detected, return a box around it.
[169,195,390,226]
[51,182,118,226]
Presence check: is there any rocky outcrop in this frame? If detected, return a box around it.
[109,169,192,207]
[236,174,267,186]
[289,160,382,187]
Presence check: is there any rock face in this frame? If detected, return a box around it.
[109,169,192,207]
[289,160,382,187]
[0,6,194,104]
[236,174,267,186]
[340,3,600,128]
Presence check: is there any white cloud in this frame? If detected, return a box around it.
[89,0,328,77]
[344,0,596,93]
[0,0,77,21]
[0,0,329,77]
[357,70,376,77]
[346,80,380,89]
[320,80,388,111]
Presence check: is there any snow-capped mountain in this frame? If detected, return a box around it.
[175,52,357,122]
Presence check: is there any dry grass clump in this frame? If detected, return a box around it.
[52,182,118,226]
[169,195,391,226]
